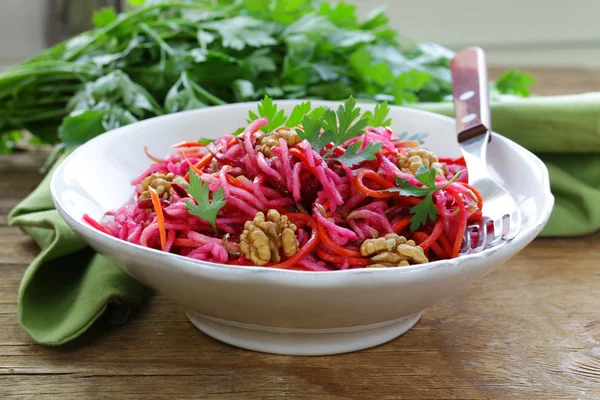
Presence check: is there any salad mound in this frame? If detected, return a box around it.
[84,97,481,271]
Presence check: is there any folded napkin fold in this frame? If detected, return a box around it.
[8,157,144,345]
[9,93,600,345]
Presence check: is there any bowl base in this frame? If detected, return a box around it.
[185,311,423,356]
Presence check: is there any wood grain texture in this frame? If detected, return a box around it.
[1,69,600,399]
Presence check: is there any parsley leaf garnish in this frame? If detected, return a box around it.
[363,101,391,127]
[185,169,227,232]
[294,96,380,165]
[333,141,383,167]
[296,115,334,151]
[248,96,313,133]
[322,96,370,145]
[384,166,463,231]
[285,101,312,127]
[248,95,286,133]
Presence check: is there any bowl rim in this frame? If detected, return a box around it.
[50,100,555,276]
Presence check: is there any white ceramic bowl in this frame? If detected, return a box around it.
[50,101,553,356]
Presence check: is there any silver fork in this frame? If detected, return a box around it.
[450,47,522,254]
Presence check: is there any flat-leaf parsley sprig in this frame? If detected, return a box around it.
[295,96,384,166]
[185,169,227,232]
[384,166,463,231]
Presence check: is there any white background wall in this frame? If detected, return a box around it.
[1,0,600,69]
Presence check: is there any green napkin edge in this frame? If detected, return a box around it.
[9,155,145,345]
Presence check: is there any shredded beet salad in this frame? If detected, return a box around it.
[84,97,483,271]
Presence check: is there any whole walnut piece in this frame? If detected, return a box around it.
[360,234,428,268]
[239,209,300,266]
[256,127,302,157]
[397,148,446,176]
[139,172,188,201]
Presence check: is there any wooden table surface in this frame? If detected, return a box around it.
[2,69,600,400]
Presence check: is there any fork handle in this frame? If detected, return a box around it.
[450,47,491,143]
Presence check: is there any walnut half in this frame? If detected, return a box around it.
[360,234,428,268]
[240,210,300,265]
[139,172,188,201]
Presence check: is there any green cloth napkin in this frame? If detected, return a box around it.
[8,93,600,346]
[8,156,145,345]
[414,93,600,237]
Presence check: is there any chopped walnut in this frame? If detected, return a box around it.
[360,234,408,256]
[255,127,302,157]
[139,172,188,201]
[397,148,446,176]
[239,209,299,265]
[360,234,428,268]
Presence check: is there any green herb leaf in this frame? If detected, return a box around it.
[0,0,535,153]
[296,115,334,150]
[414,165,438,187]
[307,106,326,121]
[319,2,359,29]
[245,48,277,75]
[363,101,391,127]
[58,109,108,146]
[388,178,432,198]
[248,95,287,133]
[323,96,370,143]
[330,141,382,167]
[92,7,117,28]
[361,6,389,30]
[285,101,312,127]
[197,30,216,49]
[384,167,464,231]
[232,127,245,136]
[201,16,277,51]
[408,194,437,232]
[495,69,535,97]
[185,169,227,232]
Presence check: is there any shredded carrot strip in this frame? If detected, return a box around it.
[439,157,466,166]
[417,217,444,250]
[173,238,202,248]
[413,231,447,259]
[171,140,205,149]
[316,223,362,258]
[289,148,316,174]
[399,196,422,206]
[286,212,314,225]
[392,216,412,233]
[438,232,454,257]
[315,246,371,266]
[354,170,395,198]
[144,146,164,163]
[468,209,483,222]
[149,187,167,251]
[269,220,319,270]
[429,241,448,259]
[183,153,205,178]
[225,174,248,190]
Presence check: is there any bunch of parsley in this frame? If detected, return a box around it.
[0,0,534,156]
